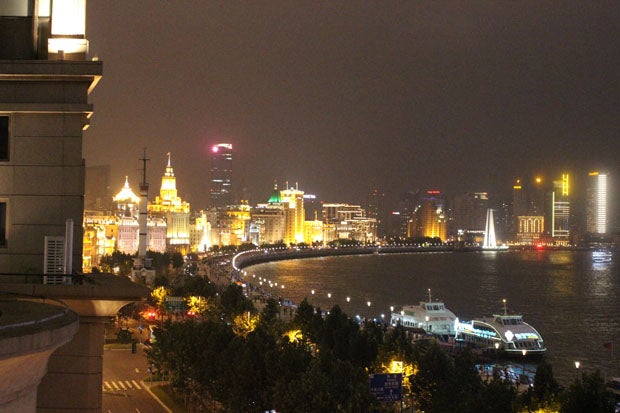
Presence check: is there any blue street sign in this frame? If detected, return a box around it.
[369,373,402,402]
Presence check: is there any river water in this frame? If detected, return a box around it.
[246,250,618,385]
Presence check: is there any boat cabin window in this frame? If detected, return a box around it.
[425,304,443,311]
[500,318,522,325]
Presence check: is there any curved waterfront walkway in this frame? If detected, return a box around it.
[232,244,453,273]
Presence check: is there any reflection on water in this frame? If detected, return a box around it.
[248,250,619,385]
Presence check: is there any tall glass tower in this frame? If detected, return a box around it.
[209,143,233,208]
[586,171,607,234]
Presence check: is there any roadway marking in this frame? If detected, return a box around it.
[103,380,143,391]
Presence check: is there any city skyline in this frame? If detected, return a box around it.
[84,2,620,208]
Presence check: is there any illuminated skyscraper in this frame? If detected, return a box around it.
[586,171,608,234]
[551,174,570,241]
[209,143,233,208]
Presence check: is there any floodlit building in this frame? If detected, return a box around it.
[322,203,377,243]
[252,187,286,245]
[304,214,324,244]
[189,210,210,253]
[408,191,447,241]
[149,153,191,252]
[281,184,305,245]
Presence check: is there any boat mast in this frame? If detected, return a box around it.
[428,288,432,302]
[502,298,507,315]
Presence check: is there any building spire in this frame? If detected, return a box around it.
[165,152,174,177]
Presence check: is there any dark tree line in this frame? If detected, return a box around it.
[145,290,617,413]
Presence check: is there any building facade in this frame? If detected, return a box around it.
[0,4,102,274]
[586,171,608,235]
[148,154,191,253]
[551,174,570,242]
[209,143,233,208]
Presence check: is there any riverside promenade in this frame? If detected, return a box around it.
[231,244,453,272]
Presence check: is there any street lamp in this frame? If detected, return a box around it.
[574,361,580,381]
[346,296,350,303]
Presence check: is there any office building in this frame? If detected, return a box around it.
[209,143,233,208]
[586,171,608,235]
[551,174,570,242]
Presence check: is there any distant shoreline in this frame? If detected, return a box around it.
[231,244,592,272]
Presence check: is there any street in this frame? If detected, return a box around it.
[102,346,169,413]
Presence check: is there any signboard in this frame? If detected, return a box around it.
[165,296,186,312]
[369,373,402,402]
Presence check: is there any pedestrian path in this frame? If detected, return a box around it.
[102,380,142,392]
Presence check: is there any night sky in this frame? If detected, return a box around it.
[84,1,620,210]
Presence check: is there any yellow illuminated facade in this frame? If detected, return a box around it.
[82,178,169,271]
[304,218,323,244]
[189,211,211,253]
[148,153,191,252]
[281,185,305,245]
[410,200,446,241]
[226,203,252,246]
[82,211,116,270]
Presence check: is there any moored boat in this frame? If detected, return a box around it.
[592,249,612,263]
[454,299,546,358]
[390,289,457,341]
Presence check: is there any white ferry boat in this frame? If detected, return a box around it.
[390,289,457,340]
[592,249,612,263]
[454,299,546,358]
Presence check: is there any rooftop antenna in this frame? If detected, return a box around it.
[140,147,149,186]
